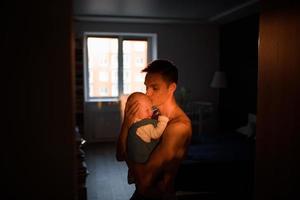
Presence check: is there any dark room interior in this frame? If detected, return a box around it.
[4,0,299,200]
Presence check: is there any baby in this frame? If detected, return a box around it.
[125,92,169,184]
[126,92,169,163]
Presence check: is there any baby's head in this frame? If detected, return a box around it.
[126,92,153,119]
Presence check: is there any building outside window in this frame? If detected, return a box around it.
[84,32,157,102]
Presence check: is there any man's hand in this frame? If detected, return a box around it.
[124,100,140,126]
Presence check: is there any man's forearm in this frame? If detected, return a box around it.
[116,122,129,161]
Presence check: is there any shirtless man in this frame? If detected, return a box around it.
[116,59,192,199]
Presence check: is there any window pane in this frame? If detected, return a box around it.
[122,40,147,94]
[87,37,118,97]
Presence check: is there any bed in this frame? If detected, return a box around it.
[175,126,255,199]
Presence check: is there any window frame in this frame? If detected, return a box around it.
[83,32,157,102]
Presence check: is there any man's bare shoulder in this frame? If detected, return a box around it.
[170,106,191,126]
[159,108,192,162]
[164,107,192,139]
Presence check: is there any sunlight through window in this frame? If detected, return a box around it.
[84,33,156,102]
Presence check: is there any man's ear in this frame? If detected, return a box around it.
[169,83,177,93]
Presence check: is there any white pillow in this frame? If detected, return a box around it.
[236,113,256,138]
[248,113,256,124]
[237,125,252,137]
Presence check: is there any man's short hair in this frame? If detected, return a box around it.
[142,59,178,84]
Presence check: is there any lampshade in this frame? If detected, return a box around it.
[210,71,227,88]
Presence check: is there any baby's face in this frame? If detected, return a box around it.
[136,97,153,119]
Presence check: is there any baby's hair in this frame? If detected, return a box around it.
[126,92,148,107]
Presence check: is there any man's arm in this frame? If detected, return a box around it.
[133,120,192,194]
[116,121,129,161]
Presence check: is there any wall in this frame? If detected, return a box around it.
[255,1,300,199]
[219,13,259,132]
[4,0,77,199]
[74,21,220,142]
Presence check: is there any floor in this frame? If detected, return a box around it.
[83,142,230,200]
[84,142,135,200]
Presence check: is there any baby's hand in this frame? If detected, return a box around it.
[151,106,160,119]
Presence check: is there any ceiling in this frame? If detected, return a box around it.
[73,0,260,24]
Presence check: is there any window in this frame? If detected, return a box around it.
[84,32,157,102]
